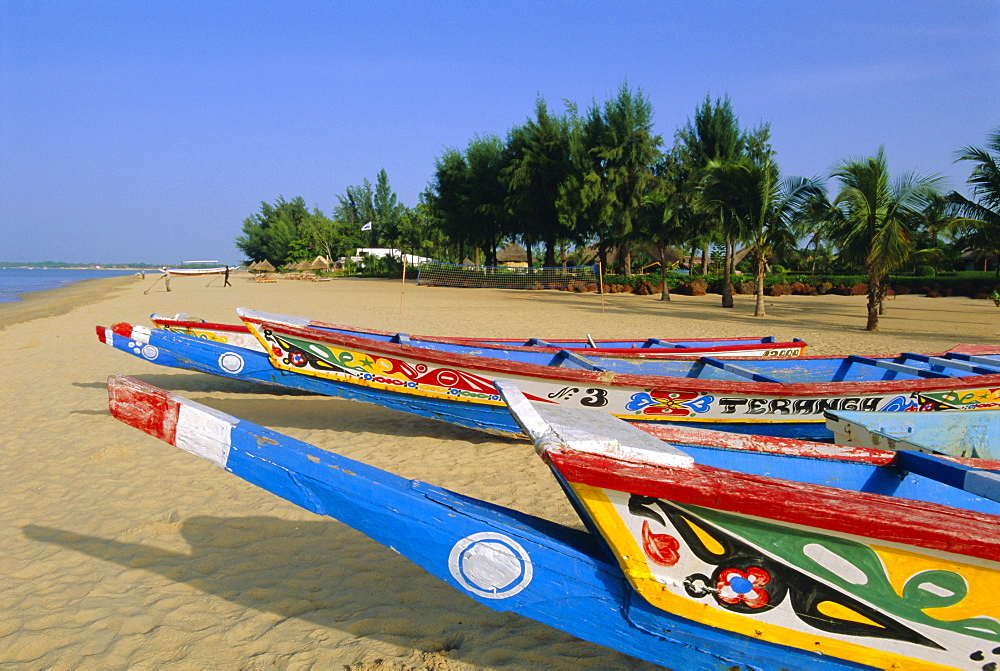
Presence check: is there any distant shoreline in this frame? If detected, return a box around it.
[0,274,138,330]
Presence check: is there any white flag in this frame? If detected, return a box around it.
[361,221,372,231]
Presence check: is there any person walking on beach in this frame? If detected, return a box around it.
[224,266,232,287]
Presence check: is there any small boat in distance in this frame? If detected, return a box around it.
[159,261,230,277]
[149,312,807,359]
[106,374,1000,669]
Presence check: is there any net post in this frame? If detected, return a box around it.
[400,255,406,314]
[597,262,605,313]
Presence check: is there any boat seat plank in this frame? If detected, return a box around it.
[391,333,411,345]
[843,355,952,379]
[945,352,1000,369]
[643,338,684,349]
[551,349,607,372]
[525,338,554,347]
[900,353,1000,375]
[697,357,783,383]
[894,450,1000,503]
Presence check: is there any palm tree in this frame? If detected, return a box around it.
[702,155,823,316]
[908,192,959,274]
[948,127,1000,275]
[827,148,942,331]
[641,147,699,301]
[677,95,744,307]
[791,186,840,277]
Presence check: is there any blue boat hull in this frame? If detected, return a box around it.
[106,375,874,670]
[98,325,843,441]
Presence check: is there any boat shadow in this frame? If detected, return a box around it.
[21,517,650,669]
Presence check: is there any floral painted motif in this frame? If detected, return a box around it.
[641,520,680,566]
[716,567,772,609]
[626,390,713,416]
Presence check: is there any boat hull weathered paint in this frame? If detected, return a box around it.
[826,408,1000,460]
[107,375,891,670]
[149,313,807,359]
[497,382,1000,671]
[149,314,266,352]
[237,308,1000,442]
[97,323,523,436]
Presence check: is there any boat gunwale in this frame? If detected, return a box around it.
[152,315,807,358]
[545,448,1000,563]
[242,314,1000,398]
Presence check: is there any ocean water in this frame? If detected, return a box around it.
[0,268,141,303]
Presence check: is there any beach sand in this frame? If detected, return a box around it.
[1,273,998,669]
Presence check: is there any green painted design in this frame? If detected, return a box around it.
[675,503,1000,643]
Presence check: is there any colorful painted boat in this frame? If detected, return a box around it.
[107,374,1000,669]
[234,308,1000,441]
[149,312,807,359]
[826,408,1000,460]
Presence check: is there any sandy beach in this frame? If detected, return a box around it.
[1,272,997,670]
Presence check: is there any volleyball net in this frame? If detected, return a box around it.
[416,261,599,291]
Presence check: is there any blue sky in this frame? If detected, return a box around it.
[2,1,997,264]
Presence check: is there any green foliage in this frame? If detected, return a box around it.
[236,196,330,265]
[915,265,936,277]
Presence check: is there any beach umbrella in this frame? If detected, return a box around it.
[257,259,275,272]
[309,256,329,270]
[248,261,260,272]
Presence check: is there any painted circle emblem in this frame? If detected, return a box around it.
[140,344,159,360]
[448,532,532,599]
[218,352,245,374]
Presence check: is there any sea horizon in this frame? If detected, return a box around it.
[0,267,144,303]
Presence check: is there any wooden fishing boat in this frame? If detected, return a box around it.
[235,308,1000,441]
[159,266,230,277]
[107,374,1000,670]
[826,408,1000,460]
[150,314,266,351]
[149,312,807,359]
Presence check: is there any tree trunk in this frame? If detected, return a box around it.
[811,233,820,276]
[658,244,671,302]
[754,251,766,317]
[544,232,557,267]
[722,237,734,308]
[525,243,533,269]
[866,276,882,331]
[701,245,709,275]
[622,245,633,278]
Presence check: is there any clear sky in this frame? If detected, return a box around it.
[2,1,997,264]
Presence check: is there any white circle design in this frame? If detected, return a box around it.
[218,352,245,374]
[141,344,159,360]
[448,532,533,599]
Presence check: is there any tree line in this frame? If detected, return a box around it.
[236,85,999,331]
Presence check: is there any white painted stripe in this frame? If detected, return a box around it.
[496,379,693,468]
[103,327,114,346]
[175,401,236,468]
[131,325,152,344]
[236,307,311,328]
